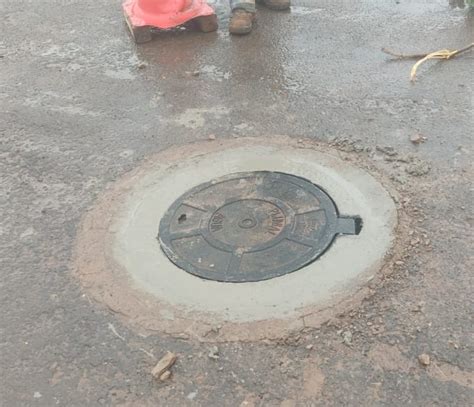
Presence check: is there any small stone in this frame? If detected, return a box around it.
[395,260,404,266]
[305,344,314,350]
[137,62,148,70]
[342,330,353,346]
[192,70,200,76]
[159,370,171,381]
[410,134,426,144]
[208,134,216,140]
[418,353,430,366]
[151,351,177,379]
[33,392,42,399]
[208,346,219,360]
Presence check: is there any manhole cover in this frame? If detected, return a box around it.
[158,171,361,282]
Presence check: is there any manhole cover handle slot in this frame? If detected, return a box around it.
[336,217,362,235]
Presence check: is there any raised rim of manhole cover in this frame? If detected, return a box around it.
[159,171,361,282]
[74,137,398,342]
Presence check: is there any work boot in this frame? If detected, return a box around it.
[258,0,290,10]
[229,9,255,35]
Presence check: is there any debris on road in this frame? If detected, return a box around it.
[159,370,171,381]
[410,134,427,145]
[208,346,220,360]
[382,43,474,81]
[342,330,353,346]
[375,146,431,176]
[151,351,177,380]
[330,137,366,153]
[406,160,431,176]
[376,145,397,157]
[418,353,431,366]
[208,134,216,140]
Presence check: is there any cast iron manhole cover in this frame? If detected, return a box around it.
[158,172,361,282]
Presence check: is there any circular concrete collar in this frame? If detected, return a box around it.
[74,137,397,342]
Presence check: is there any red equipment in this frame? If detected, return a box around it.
[123,0,218,43]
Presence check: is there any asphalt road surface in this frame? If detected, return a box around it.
[1,0,473,406]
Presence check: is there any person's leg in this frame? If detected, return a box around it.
[229,0,256,35]
[230,0,255,13]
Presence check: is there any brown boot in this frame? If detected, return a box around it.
[229,9,255,35]
[258,0,290,10]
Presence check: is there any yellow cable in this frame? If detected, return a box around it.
[410,46,470,81]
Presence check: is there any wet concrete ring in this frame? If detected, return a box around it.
[74,137,398,341]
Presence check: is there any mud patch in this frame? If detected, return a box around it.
[302,358,325,398]
[427,362,474,389]
[368,343,413,373]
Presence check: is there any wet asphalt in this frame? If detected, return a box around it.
[1,0,473,406]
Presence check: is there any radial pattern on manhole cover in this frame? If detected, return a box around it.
[158,171,361,282]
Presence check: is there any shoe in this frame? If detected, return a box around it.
[258,0,290,11]
[229,9,255,35]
